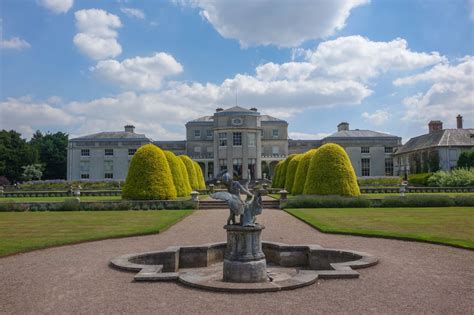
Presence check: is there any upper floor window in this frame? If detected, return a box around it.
[231,118,243,126]
[384,147,394,154]
[105,149,114,156]
[247,133,256,147]
[361,147,370,154]
[128,148,137,156]
[272,146,280,155]
[206,129,213,139]
[219,132,227,146]
[272,129,279,138]
[194,146,201,153]
[233,132,242,146]
[81,149,90,157]
[206,146,213,153]
[194,130,201,138]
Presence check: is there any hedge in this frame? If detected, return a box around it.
[292,149,318,195]
[122,144,177,200]
[380,195,455,207]
[285,154,303,193]
[282,196,371,208]
[276,154,297,188]
[180,155,199,190]
[193,161,206,189]
[164,150,192,197]
[427,168,474,187]
[304,143,360,196]
[408,173,433,186]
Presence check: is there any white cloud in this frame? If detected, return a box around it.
[396,56,474,125]
[0,37,31,50]
[362,109,390,125]
[120,7,145,19]
[177,0,369,47]
[37,0,73,14]
[73,9,122,60]
[289,132,331,140]
[92,52,184,90]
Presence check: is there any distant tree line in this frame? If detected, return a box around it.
[0,130,68,184]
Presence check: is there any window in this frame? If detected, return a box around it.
[272,146,280,155]
[219,132,227,146]
[219,159,227,171]
[105,149,114,156]
[248,158,256,179]
[233,132,242,146]
[233,158,242,177]
[385,158,394,176]
[194,146,201,153]
[272,129,279,138]
[361,158,370,176]
[194,130,201,138]
[361,147,370,154]
[206,129,213,139]
[104,160,113,179]
[80,161,90,179]
[128,148,136,156]
[384,147,394,153]
[81,149,90,157]
[231,118,243,125]
[104,173,114,179]
[247,133,256,147]
[81,174,90,179]
[206,146,213,153]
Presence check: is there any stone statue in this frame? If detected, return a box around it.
[211,171,265,226]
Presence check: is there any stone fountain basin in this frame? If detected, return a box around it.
[110,241,378,293]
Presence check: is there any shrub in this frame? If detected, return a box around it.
[177,158,193,195]
[282,195,371,209]
[453,195,474,206]
[193,161,206,189]
[408,173,433,186]
[457,149,474,168]
[0,176,10,186]
[285,154,303,193]
[276,154,297,188]
[122,144,177,200]
[358,177,401,187]
[427,168,474,187]
[59,198,81,211]
[164,150,192,197]
[304,143,360,196]
[179,155,199,190]
[272,161,283,187]
[292,149,317,195]
[381,195,455,207]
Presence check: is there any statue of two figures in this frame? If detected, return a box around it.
[211,171,267,227]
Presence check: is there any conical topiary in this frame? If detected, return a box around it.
[179,155,199,190]
[292,149,318,195]
[303,143,360,196]
[193,161,206,189]
[272,161,283,187]
[285,153,303,193]
[177,156,192,195]
[277,154,297,188]
[122,144,177,200]
[164,150,192,197]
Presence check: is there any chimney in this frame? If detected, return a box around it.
[428,120,443,134]
[456,114,463,129]
[337,122,349,132]
[124,125,135,133]
[216,107,223,112]
[250,107,258,112]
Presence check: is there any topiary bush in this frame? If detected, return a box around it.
[303,143,360,196]
[408,173,433,186]
[285,154,303,193]
[179,155,199,190]
[122,144,177,200]
[163,150,192,197]
[292,149,318,195]
[272,161,283,187]
[276,154,297,188]
[193,161,206,189]
[177,156,192,195]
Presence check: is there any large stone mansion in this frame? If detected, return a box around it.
[67,107,473,181]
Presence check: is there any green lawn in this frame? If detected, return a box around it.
[0,210,193,257]
[286,207,474,249]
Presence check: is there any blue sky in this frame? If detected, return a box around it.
[1,0,473,142]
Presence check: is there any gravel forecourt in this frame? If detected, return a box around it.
[1,209,473,314]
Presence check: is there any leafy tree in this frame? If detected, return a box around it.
[457,149,474,168]
[29,131,68,179]
[0,130,38,183]
[22,164,43,181]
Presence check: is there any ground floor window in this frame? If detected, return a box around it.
[361,158,370,176]
[219,159,227,171]
[80,173,89,179]
[104,173,113,179]
[208,162,214,179]
[248,158,256,179]
[385,158,394,176]
[233,158,242,178]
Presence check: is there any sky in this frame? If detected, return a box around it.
[0,0,473,142]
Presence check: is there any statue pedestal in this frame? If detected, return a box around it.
[223,224,267,283]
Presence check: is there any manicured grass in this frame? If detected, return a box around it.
[0,196,122,202]
[286,207,474,249]
[0,210,193,257]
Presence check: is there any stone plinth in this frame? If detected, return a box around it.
[223,224,267,283]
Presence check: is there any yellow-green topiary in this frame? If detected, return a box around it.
[177,157,193,195]
[122,144,177,200]
[193,161,206,189]
[285,153,303,193]
[272,161,283,187]
[180,155,199,190]
[277,154,297,188]
[303,143,360,196]
[164,150,192,197]
[292,149,318,195]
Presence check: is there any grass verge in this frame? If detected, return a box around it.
[286,207,474,249]
[0,210,193,257]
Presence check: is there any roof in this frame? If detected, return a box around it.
[220,106,255,113]
[70,131,149,142]
[261,115,287,123]
[324,129,399,139]
[187,115,214,124]
[395,129,474,155]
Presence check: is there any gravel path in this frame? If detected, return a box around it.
[1,209,473,314]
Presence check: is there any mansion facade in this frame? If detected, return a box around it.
[67,107,472,182]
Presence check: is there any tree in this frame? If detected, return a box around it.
[22,164,43,181]
[163,150,192,197]
[179,155,199,190]
[193,161,206,189]
[276,154,297,188]
[285,154,303,193]
[0,130,38,183]
[292,149,318,195]
[457,149,474,168]
[30,131,68,179]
